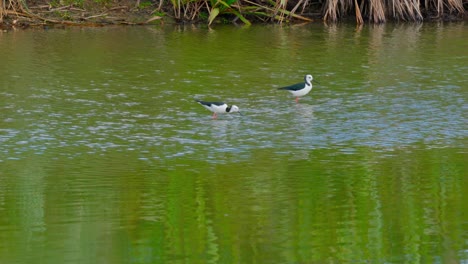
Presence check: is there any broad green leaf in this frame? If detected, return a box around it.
[224,0,236,6]
[217,0,232,8]
[230,9,252,25]
[208,7,220,25]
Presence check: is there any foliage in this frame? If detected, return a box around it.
[49,0,84,8]
[138,1,153,8]
[207,0,251,25]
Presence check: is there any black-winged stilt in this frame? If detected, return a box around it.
[278,74,318,103]
[196,100,242,119]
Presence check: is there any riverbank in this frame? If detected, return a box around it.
[1,0,466,30]
[1,3,164,30]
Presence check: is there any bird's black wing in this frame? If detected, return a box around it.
[195,100,225,107]
[277,82,304,91]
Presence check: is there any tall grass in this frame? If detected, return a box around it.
[0,0,466,25]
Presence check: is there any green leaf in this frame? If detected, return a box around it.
[217,0,232,8]
[230,9,252,25]
[207,0,251,26]
[217,0,251,25]
[208,7,220,25]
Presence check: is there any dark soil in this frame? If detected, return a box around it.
[1,1,166,30]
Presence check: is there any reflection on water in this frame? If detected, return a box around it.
[0,23,467,264]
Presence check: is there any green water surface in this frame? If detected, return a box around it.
[0,23,467,263]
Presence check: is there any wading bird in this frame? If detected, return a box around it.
[278,74,318,103]
[196,100,242,119]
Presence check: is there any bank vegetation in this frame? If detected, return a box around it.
[0,0,466,28]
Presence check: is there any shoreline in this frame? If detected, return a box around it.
[1,2,466,30]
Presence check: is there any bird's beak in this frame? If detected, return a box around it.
[238,112,243,116]
[313,80,320,85]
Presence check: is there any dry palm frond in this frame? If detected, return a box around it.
[369,0,386,22]
[244,0,311,22]
[410,0,423,20]
[1,1,4,22]
[323,0,339,22]
[390,0,404,20]
[323,0,363,24]
[354,0,363,24]
[341,0,353,15]
[289,0,305,17]
[446,0,464,13]
[388,0,424,21]
[436,0,444,16]
[272,0,288,22]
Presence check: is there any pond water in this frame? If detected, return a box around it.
[0,22,467,263]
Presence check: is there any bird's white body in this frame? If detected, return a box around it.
[200,103,231,114]
[287,82,312,97]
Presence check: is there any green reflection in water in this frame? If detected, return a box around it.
[1,147,466,263]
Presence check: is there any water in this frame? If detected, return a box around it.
[0,23,467,263]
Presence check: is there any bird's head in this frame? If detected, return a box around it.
[228,105,242,115]
[230,105,240,112]
[305,74,320,85]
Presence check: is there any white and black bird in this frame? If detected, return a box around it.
[278,74,318,103]
[196,100,242,119]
